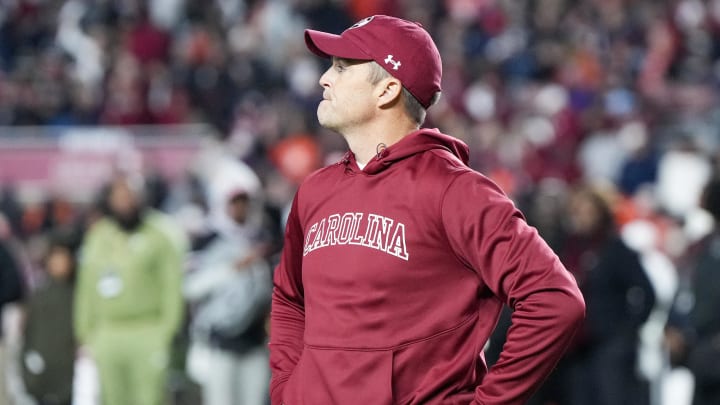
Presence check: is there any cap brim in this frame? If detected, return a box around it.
[304,30,371,60]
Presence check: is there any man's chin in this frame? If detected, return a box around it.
[317,114,338,132]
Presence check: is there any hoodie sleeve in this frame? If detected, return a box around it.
[74,223,103,347]
[0,240,23,306]
[269,194,306,405]
[441,172,585,405]
[151,215,187,344]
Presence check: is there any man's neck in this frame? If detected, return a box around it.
[342,120,419,166]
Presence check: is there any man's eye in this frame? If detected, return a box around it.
[335,64,345,72]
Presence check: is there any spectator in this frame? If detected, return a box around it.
[21,230,78,405]
[534,184,656,405]
[0,213,24,405]
[669,176,720,405]
[184,178,272,405]
[74,173,186,405]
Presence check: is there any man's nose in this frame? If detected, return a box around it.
[319,67,332,88]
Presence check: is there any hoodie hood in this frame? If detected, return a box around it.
[346,128,470,175]
[205,157,264,237]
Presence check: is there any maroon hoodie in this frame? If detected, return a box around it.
[270,129,585,405]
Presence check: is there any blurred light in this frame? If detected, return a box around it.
[621,220,659,253]
[578,132,626,183]
[228,24,257,54]
[684,207,715,243]
[712,0,720,22]
[676,0,706,30]
[485,28,526,63]
[522,116,555,147]
[657,149,712,218]
[149,0,185,29]
[605,88,636,117]
[445,0,483,22]
[271,135,321,184]
[56,0,104,86]
[464,82,496,121]
[534,84,568,116]
[287,57,320,98]
[618,121,648,153]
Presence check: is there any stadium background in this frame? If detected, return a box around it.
[1,0,720,404]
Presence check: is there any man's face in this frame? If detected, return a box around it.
[227,194,249,225]
[317,57,378,133]
[108,179,140,220]
[568,192,601,236]
[47,246,73,281]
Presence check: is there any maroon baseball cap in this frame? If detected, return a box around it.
[305,15,442,109]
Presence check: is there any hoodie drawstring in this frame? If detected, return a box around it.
[376,143,387,159]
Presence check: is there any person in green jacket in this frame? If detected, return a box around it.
[74,173,186,405]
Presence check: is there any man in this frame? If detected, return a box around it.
[74,174,186,405]
[667,176,720,405]
[22,231,78,405]
[184,167,272,405]
[269,15,585,405]
[0,213,23,405]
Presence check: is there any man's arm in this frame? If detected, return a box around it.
[441,172,585,405]
[74,225,100,346]
[0,240,23,306]
[153,217,187,344]
[269,195,306,405]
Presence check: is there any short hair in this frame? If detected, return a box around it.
[368,61,431,126]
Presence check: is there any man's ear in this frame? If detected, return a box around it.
[376,78,403,109]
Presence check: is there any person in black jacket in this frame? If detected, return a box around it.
[667,176,720,405]
[21,230,78,405]
[0,214,24,404]
[528,184,656,405]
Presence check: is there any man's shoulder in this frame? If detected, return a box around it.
[424,148,472,175]
[143,210,189,252]
[294,162,345,198]
[85,218,115,237]
[304,161,344,183]
[406,147,487,196]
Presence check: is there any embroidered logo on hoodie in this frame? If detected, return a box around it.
[303,212,409,260]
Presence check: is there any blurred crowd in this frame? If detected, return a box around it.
[1,0,720,404]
